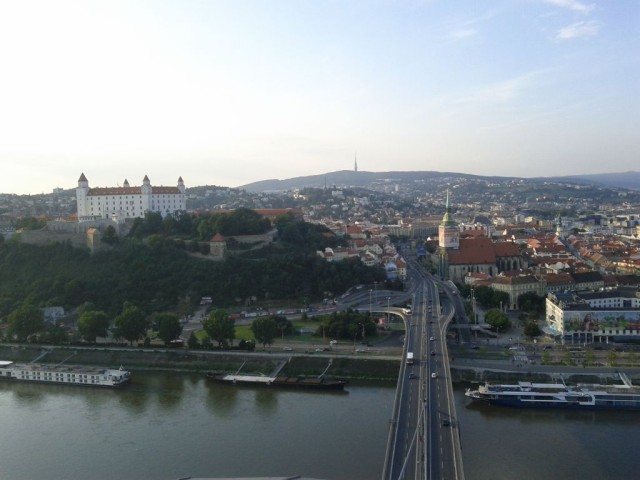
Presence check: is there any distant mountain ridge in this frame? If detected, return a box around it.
[238,170,640,192]
[549,171,640,190]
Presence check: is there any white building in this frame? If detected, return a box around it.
[76,173,186,222]
[545,288,640,344]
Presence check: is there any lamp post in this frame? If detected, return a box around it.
[387,296,391,323]
[369,289,373,317]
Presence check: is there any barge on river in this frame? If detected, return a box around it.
[0,360,131,388]
[466,373,640,410]
[206,372,346,390]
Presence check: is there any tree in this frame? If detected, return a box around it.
[541,351,551,365]
[202,310,235,348]
[484,309,511,332]
[78,310,110,342]
[41,323,68,345]
[523,321,541,338]
[187,332,200,349]
[113,303,148,345]
[250,316,278,348]
[102,225,119,246]
[7,304,45,342]
[517,292,545,318]
[155,313,183,345]
[273,315,294,339]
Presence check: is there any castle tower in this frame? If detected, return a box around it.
[141,175,152,212]
[177,176,185,194]
[76,173,90,218]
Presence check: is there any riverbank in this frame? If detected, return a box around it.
[0,344,401,382]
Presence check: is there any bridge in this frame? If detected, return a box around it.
[381,263,466,480]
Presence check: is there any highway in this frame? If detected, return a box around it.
[382,263,466,480]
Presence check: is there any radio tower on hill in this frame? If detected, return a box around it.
[354,152,358,172]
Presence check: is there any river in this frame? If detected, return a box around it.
[0,372,394,480]
[455,383,640,480]
[2,373,640,480]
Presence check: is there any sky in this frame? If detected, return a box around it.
[0,0,638,194]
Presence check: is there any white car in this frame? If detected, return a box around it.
[429,336,435,341]
[431,372,438,379]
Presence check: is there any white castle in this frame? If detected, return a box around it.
[76,173,186,222]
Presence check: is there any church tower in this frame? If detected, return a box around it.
[437,190,459,278]
[555,215,565,239]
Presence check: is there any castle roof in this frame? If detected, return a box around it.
[87,186,181,196]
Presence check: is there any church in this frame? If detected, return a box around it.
[76,173,186,222]
[437,193,523,283]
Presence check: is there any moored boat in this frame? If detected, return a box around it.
[206,372,347,391]
[0,360,131,388]
[465,378,640,410]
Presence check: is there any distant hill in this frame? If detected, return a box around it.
[238,170,518,192]
[239,169,640,192]
[548,171,640,190]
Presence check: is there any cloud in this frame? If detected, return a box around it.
[454,72,540,106]
[449,28,477,40]
[557,20,599,39]
[543,0,595,15]
[446,10,497,41]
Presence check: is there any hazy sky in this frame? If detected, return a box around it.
[1,0,638,194]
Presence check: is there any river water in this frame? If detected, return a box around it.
[2,373,640,480]
[0,372,394,480]
[455,383,640,480]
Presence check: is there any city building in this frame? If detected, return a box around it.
[437,192,524,282]
[545,287,640,344]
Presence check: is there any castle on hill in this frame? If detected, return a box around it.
[76,173,186,223]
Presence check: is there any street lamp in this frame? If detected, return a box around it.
[471,287,477,325]
[387,296,391,323]
[369,289,373,316]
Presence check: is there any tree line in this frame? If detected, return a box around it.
[0,214,386,345]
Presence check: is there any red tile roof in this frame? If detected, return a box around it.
[448,238,497,265]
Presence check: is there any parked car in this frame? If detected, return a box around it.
[431,372,438,379]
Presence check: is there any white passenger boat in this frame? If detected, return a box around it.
[465,378,640,410]
[0,360,131,387]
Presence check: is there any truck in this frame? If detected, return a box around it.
[406,352,414,365]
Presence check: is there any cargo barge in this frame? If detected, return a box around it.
[206,372,346,391]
